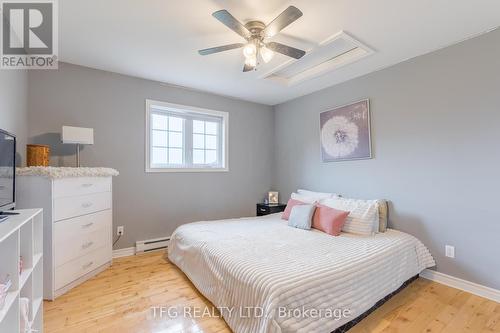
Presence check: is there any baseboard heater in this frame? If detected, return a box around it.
[135,236,170,253]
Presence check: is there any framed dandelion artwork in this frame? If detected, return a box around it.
[320,99,372,162]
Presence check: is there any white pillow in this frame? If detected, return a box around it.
[290,192,318,204]
[297,189,339,200]
[320,197,379,236]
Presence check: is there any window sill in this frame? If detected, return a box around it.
[145,167,229,173]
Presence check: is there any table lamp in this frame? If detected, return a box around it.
[61,126,94,167]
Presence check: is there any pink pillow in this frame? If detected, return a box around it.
[312,204,350,236]
[282,199,306,220]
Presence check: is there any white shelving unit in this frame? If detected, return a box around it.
[0,209,43,333]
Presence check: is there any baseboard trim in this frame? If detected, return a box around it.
[420,269,500,303]
[113,247,136,258]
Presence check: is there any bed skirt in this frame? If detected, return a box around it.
[332,275,419,333]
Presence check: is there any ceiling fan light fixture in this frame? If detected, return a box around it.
[244,54,257,67]
[242,42,257,58]
[260,46,274,63]
[199,6,305,72]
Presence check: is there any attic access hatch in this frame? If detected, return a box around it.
[259,31,374,86]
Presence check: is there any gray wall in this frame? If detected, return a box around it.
[0,70,28,165]
[28,62,274,248]
[25,30,500,290]
[274,29,500,290]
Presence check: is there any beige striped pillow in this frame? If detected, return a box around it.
[321,197,380,236]
[375,199,388,232]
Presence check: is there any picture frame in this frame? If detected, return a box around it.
[268,191,279,204]
[319,99,372,162]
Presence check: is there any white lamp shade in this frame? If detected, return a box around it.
[62,126,94,145]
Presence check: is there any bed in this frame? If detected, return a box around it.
[168,213,435,333]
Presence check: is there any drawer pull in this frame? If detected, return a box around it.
[81,222,94,228]
[82,261,93,270]
[82,183,93,188]
[82,241,94,250]
[82,202,93,208]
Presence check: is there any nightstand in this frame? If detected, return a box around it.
[256,203,287,216]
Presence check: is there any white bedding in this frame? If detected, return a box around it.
[168,213,435,333]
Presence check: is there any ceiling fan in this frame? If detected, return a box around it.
[198,6,306,72]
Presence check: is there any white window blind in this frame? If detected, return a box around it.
[146,100,228,172]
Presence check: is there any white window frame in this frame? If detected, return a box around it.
[145,99,228,173]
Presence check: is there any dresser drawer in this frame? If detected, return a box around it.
[55,245,112,290]
[257,205,271,215]
[54,210,112,267]
[54,192,112,221]
[53,177,111,198]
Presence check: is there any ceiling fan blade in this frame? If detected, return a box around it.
[265,42,306,59]
[212,10,251,40]
[243,63,255,72]
[198,43,245,56]
[262,6,303,38]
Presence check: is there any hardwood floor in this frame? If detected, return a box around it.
[44,252,500,333]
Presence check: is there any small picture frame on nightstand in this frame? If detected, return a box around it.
[268,191,279,204]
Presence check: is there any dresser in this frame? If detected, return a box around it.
[16,167,118,300]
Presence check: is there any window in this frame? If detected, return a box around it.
[146,100,228,172]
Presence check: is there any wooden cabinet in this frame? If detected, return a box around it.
[256,203,287,216]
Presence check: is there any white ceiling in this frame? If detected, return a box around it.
[60,0,500,105]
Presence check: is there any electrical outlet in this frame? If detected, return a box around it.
[445,245,455,258]
[117,226,124,236]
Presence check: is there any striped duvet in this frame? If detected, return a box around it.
[168,213,435,333]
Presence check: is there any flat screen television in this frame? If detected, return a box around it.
[0,129,16,215]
